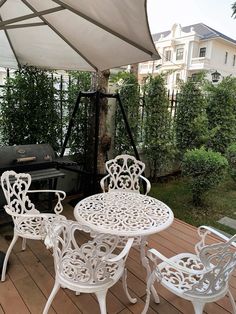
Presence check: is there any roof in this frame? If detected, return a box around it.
[152,23,236,45]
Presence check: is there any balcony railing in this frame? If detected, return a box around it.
[190,57,210,69]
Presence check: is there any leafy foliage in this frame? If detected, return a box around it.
[1,66,60,151]
[226,143,236,182]
[113,72,140,153]
[206,77,236,154]
[143,75,175,179]
[232,2,236,18]
[66,71,92,163]
[175,74,208,157]
[182,147,228,205]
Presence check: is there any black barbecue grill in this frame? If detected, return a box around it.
[0,143,65,185]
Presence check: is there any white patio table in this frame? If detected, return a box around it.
[74,191,174,303]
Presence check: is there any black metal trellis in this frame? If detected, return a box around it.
[60,91,140,194]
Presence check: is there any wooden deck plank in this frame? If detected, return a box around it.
[0,304,4,314]
[15,248,80,314]
[0,278,30,314]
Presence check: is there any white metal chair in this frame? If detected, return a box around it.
[100,154,151,195]
[142,225,236,314]
[0,170,66,282]
[43,219,134,314]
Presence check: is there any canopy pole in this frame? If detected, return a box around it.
[60,91,82,157]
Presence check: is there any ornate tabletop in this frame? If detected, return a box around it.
[74,191,174,237]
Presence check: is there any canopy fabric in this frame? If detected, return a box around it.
[0,0,160,71]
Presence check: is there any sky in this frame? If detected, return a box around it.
[147,0,236,40]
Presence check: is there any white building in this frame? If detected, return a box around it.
[139,23,236,92]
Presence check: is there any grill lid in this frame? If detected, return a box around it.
[0,144,56,168]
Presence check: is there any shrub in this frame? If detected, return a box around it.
[226,143,236,182]
[175,74,208,157]
[182,147,228,205]
[143,75,175,180]
[206,77,236,154]
[113,72,140,153]
[66,71,92,162]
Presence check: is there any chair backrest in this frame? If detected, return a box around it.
[104,154,146,193]
[46,220,124,286]
[1,170,38,217]
[186,234,236,297]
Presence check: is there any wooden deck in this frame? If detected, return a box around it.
[0,201,235,314]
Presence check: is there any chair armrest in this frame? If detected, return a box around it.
[106,237,134,263]
[28,189,66,214]
[28,189,66,197]
[148,248,208,276]
[100,175,110,192]
[199,225,231,242]
[4,206,63,220]
[140,175,151,194]
[195,225,236,255]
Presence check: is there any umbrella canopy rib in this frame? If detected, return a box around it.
[21,0,98,71]
[51,0,156,58]
[0,13,20,66]
[0,0,7,8]
[2,22,45,30]
[0,6,65,27]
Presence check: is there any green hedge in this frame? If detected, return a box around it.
[226,143,236,182]
[182,147,228,205]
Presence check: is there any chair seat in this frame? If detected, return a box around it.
[15,214,66,239]
[158,253,204,297]
[157,252,228,301]
[58,252,124,292]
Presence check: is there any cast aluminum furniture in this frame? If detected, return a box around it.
[142,225,236,314]
[74,191,174,303]
[43,219,134,314]
[100,154,151,195]
[0,170,66,282]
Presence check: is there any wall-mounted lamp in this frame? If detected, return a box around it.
[155,64,162,70]
[211,70,221,83]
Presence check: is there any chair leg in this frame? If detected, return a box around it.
[192,301,205,314]
[142,271,157,314]
[43,281,60,314]
[122,268,137,303]
[95,290,108,314]
[22,238,26,251]
[140,237,160,304]
[228,290,236,314]
[1,234,18,282]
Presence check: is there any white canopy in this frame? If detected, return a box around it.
[0,0,160,71]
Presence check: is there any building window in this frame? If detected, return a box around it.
[165,50,171,61]
[199,47,206,57]
[233,54,235,66]
[225,52,228,64]
[176,48,184,60]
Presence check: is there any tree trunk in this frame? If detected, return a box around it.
[88,70,111,176]
[130,63,139,79]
